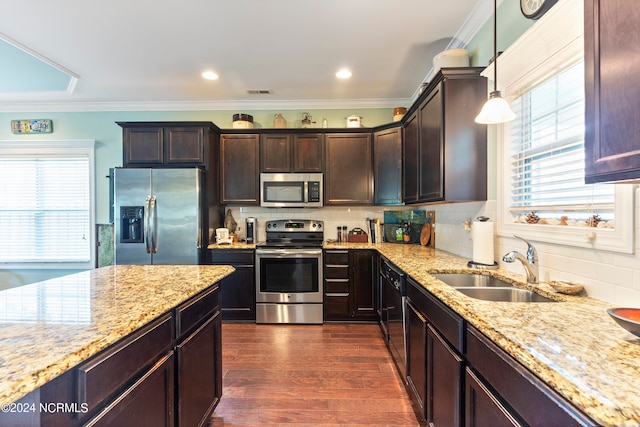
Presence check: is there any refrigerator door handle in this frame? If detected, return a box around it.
[150,195,158,253]
[144,196,152,254]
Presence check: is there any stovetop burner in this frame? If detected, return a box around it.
[259,219,324,249]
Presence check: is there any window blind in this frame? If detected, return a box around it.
[0,155,91,263]
[506,59,615,221]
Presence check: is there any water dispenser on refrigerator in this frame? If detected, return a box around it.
[120,206,144,243]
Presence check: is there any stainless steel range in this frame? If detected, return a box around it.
[255,219,324,324]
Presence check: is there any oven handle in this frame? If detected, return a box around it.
[256,249,322,257]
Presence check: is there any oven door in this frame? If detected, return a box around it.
[255,248,323,303]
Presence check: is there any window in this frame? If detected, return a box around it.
[490,0,634,253]
[507,59,615,225]
[0,141,95,268]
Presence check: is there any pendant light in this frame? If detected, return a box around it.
[475,0,516,124]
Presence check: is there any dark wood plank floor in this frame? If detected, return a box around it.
[209,323,420,426]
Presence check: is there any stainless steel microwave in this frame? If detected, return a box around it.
[260,173,323,207]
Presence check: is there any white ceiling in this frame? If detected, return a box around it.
[0,0,488,112]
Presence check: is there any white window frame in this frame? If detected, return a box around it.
[488,0,634,254]
[0,140,96,269]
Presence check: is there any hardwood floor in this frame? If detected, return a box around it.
[209,323,420,426]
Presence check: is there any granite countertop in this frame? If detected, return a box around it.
[327,242,639,426]
[0,264,234,408]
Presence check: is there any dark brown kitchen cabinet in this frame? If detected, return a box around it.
[325,133,373,205]
[427,324,463,427]
[402,68,487,203]
[86,352,175,427]
[406,298,427,420]
[323,249,377,321]
[260,133,323,172]
[324,250,351,320]
[373,126,403,205]
[406,276,464,426]
[176,313,220,427]
[465,325,595,427]
[403,112,419,204]
[419,86,444,201]
[119,122,216,168]
[465,368,520,427]
[351,249,377,320]
[209,249,255,321]
[584,0,640,183]
[220,133,260,205]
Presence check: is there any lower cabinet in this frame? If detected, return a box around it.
[406,299,427,413]
[324,249,377,321]
[4,284,222,427]
[176,313,221,427]
[427,325,463,427]
[406,276,464,426]
[209,249,255,321]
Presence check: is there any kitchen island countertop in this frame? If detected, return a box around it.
[0,264,234,408]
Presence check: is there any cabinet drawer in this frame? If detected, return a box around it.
[176,285,220,338]
[84,352,175,427]
[77,313,173,412]
[466,326,594,426]
[324,250,349,265]
[324,265,349,279]
[325,279,350,293]
[407,277,464,352]
[210,249,254,265]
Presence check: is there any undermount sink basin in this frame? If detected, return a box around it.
[432,273,514,288]
[455,287,556,303]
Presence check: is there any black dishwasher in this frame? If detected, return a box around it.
[380,256,407,379]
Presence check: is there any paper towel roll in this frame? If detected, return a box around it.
[472,221,494,265]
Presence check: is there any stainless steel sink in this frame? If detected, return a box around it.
[432,273,514,288]
[455,287,556,303]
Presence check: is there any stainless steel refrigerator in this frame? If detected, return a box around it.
[114,167,206,265]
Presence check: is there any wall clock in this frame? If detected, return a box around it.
[520,0,558,20]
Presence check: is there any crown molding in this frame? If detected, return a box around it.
[0,97,413,113]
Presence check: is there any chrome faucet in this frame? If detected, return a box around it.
[502,235,539,284]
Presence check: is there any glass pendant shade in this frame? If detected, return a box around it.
[475,91,516,124]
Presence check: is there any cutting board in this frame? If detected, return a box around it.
[420,223,431,246]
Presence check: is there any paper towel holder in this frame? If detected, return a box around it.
[468,216,499,269]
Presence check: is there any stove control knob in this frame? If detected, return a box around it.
[317,223,322,228]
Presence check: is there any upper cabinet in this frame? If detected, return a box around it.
[325,132,373,205]
[260,132,323,173]
[584,0,640,183]
[118,122,217,168]
[220,134,260,205]
[373,126,403,206]
[403,68,488,204]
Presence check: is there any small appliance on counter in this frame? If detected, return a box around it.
[215,228,234,245]
[245,217,257,243]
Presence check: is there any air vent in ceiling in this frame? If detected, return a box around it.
[246,89,272,95]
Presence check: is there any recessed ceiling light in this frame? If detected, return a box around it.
[202,71,219,80]
[336,69,352,79]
